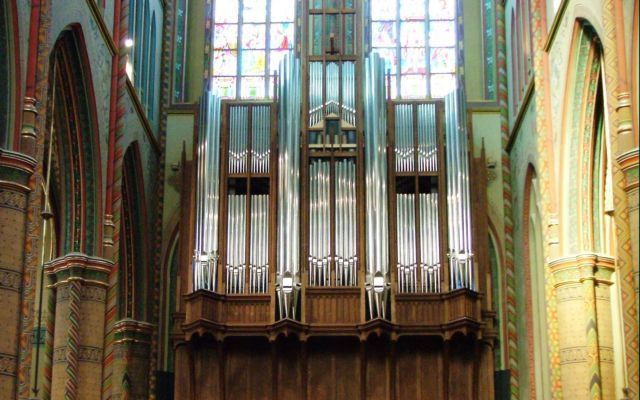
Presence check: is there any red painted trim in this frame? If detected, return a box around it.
[106,0,123,216]
[9,0,23,149]
[24,0,41,98]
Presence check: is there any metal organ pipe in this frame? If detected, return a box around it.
[326,62,340,116]
[364,54,389,319]
[193,91,222,291]
[445,86,474,290]
[277,53,301,319]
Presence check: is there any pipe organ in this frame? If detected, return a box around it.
[177,3,495,399]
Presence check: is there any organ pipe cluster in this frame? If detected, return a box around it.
[364,54,390,319]
[444,86,474,290]
[228,107,248,174]
[395,193,442,293]
[276,52,302,319]
[251,106,271,174]
[309,62,356,128]
[226,195,247,294]
[308,159,357,287]
[394,103,438,173]
[193,91,222,291]
[249,195,269,293]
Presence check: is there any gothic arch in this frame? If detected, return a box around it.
[0,0,20,149]
[521,164,551,399]
[118,141,150,321]
[559,20,604,254]
[46,26,102,256]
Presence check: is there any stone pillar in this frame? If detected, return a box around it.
[0,149,36,399]
[550,254,615,399]
[112,319,154,400]
[45,253,113,400]
[617,149,639,304]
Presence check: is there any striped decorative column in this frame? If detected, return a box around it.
[112,319,154,400]
[550,254,615,399]
[0,149,36,399]
[45,253,112,400]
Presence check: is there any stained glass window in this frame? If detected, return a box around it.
[211,0,295,98]
[371,0,457,98]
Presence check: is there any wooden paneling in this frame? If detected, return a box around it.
[305,287,361,324]
[308,338,361,400]
[225,338,272,400]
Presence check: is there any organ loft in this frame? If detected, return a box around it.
[175,1,496,398]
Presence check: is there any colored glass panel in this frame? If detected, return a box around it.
[344,14,354,54]
[429,21,455,47]
[212,76,237,98]
[241,50,266,75]
[388,75,398,99]
[401,74,427,98]
[326,0,340,8]
[242,24,266,48]
[430,73,455,97]
[271,0,295,21]
[241,76,266,98]
[400,22,425,47]
[429,47,455,72]
[373,48,398,73]
[309,0,322,9]
[213,50,238,75]
[309,15,322,55]
[214,24,238,49]
[401,48,427,74]
[269,49,289,72]
[400,0,426,20]
[344,0,354,8]
[429,0,455,20]
[371,22,396,47]
[270,23,294,49]
[371,0,396,20]
[215,0,239,22]
[325,14,340,50]
[243,0,267,22]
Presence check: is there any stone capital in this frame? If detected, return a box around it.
[45,252,113,287]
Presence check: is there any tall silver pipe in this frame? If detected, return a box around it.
[277,53,301,319]
[193,91,222,291]
[364,54,389,318]
[445,85,474,290]
[342,62,356,126]
[309,62,323,127]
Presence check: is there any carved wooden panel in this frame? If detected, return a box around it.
[305,287,361,324]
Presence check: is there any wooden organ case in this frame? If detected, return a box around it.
[174,1,496,399]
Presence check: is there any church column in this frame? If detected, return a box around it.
[0,150,36,399]
[45,253,112,400]
[550,254,615,399]
[112,319,154,400]
[617,150,639,302]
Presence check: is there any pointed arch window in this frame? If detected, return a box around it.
[370,0,457,99]
[210,0,296,98]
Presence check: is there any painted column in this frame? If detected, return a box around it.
[112,319,154,400]
[45,253,112,400]
[617,150,639,307]
[550,254,615,400]
[0,150,36,399]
